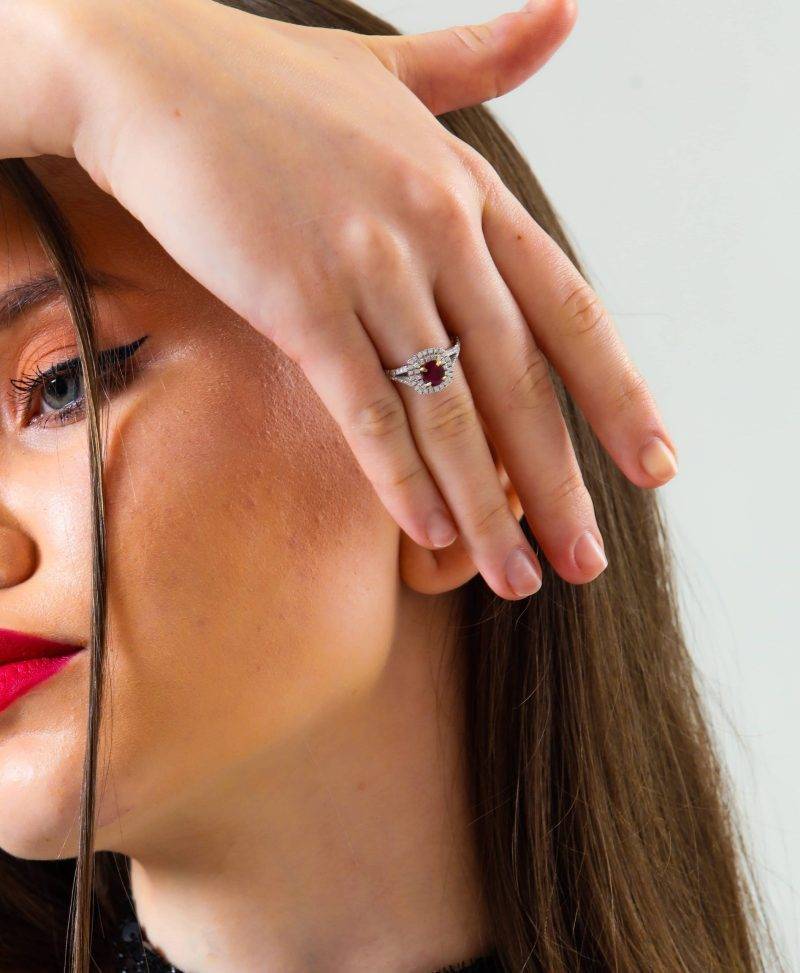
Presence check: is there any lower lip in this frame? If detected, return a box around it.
[0,653,82,715]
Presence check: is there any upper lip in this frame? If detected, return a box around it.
[0,628,85,666]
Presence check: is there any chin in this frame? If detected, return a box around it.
[0,737,85,861]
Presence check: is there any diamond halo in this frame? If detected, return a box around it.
[385,336,460,395]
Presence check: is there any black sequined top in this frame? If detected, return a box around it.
[111,912,504,972]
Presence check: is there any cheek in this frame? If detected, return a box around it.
[0,444,94,859]
[0,343,396,857]
[92,348,398,842]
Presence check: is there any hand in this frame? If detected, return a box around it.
[2,0,677,600]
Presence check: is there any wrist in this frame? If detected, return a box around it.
[0,0,91,159]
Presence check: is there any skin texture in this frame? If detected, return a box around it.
[1,0,677,604]
[0,158,497,972]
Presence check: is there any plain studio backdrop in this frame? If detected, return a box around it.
[368,0,799,965]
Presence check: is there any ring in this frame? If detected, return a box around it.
[384,335,461,395]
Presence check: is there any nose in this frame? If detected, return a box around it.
[0,524,37,588]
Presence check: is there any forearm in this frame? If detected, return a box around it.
[0,1,86,159]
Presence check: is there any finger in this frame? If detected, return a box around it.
[291,309,459,552]
[356,270,543,601]
[435,243,608,585]
[360,0,578,116]
[482,181,679,489]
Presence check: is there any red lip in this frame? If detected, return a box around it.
[0,628,85,715]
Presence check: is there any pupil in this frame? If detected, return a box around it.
[43,371,81,412]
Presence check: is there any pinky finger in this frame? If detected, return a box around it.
[291,311,459,551]
[480,176,678,490]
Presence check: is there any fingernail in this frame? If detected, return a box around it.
[573,531,608,577]
[505,546,542,597]
[639,437,678,482]
[426,509,458,548]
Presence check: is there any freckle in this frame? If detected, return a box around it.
[174,107,182,118]
[357,780,367,792]
[516,233,523,240]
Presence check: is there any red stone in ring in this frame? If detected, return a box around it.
[420,359,446,387]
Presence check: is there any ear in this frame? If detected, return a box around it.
[399,428,524,596]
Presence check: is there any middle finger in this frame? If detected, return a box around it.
[356,266,542,601]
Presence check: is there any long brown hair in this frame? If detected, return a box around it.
[0,1,776,970]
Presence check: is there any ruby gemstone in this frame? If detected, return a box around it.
[421,359,445,387]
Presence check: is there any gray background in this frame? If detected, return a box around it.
[368,0,799,964]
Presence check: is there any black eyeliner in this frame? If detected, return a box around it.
[9,333,150,424]
[45,333,150,379]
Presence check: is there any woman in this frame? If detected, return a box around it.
[0,0,771,971]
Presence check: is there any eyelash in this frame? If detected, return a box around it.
[9,335,149,429]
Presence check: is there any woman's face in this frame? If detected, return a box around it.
[0,157,400,859]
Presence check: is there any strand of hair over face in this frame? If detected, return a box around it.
[0,0,781,968]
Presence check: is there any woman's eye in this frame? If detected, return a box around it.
[42,368,82,415]
[10,335,149,429]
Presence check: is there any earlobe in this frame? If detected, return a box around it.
[399,448,525,596]
[398,528,479,595]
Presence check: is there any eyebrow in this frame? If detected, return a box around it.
[0,269,141,329]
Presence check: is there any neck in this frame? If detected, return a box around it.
[123,586,492,973]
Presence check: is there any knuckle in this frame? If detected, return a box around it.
[393,162,472,234]
[471,497,511,539]
[471,155,502,199]
[332,213,408,278]
[422,388,477,445]
[448,25,504,100]
[381,462,427,493]
[506,351,554,412]
[560,281,610,342]
[610,370,652,417]
[447,23,504,100]
[40,0,106,46]
[450,137,504,204]
[352,391,408,442]
[549,468,587,509]
[451,22,496,54]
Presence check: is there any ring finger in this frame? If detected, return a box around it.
[356,270,542,601]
